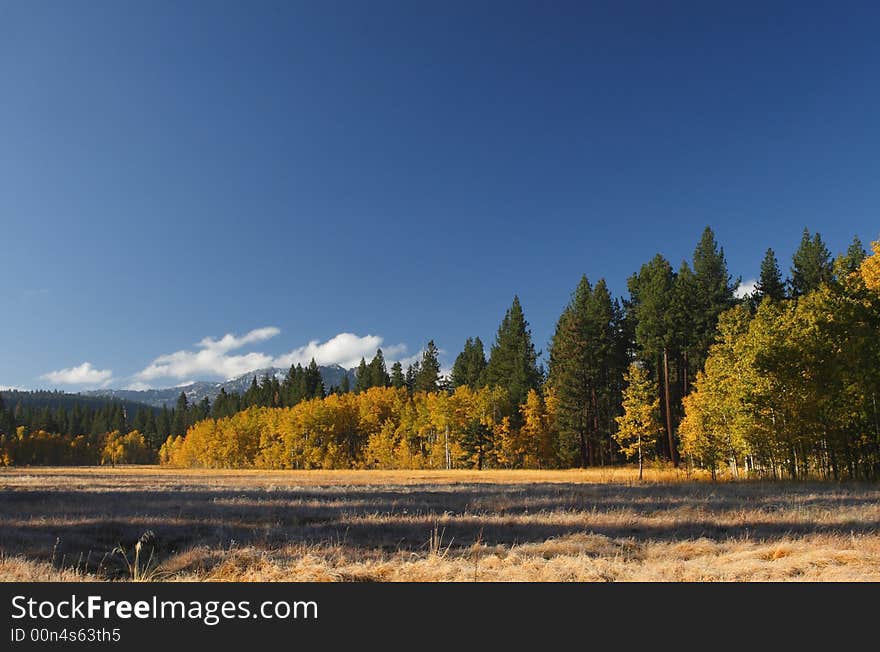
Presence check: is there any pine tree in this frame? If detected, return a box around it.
[405,363,419,392]
[142,410,160,449]
[627,254,678,465]
[132,408,149,434]
[614,363,662,481]
[691,226,738,370]
[756,248,786,302]
[460,418,493,470]
[549,277,622,466]
[0,393,8,436]
[354,358,370,393]
[791,228,833,297]
[339,374,351,393]
[482,296,541,411]
[171,392,189,436]
[304,359,325,399]
[669,260,698,373]
[451,337,487,389]
[158,406,171,442]
[367,349,390,388]
[244,376,260,407]
[290,364,307,404]
[258,373,276,407]
[389,362,405,389]
[195,397,211,421]
[413,341,441,393]
[838,236,867,275]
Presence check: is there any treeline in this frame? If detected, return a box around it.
[163,228,879,477]
[4,227,878,478]
[161,385,543,469]
[0,426,153,466]
[209,341,449,418]
[0,390,217,465]
[679,239,880,479]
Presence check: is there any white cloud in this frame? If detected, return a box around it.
[735,279,757,299]
[135,327,280,381]
[40,362,113,386]
[198,327,280,354]
[393,351,426,369]
[137,349,275,382]
[133,328,410,383]
[274,333,407,370]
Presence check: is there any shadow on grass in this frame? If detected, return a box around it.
[1,482,878,574]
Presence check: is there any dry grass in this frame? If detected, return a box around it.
[1,466,878,581]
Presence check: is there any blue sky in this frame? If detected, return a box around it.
[2,1,878,390]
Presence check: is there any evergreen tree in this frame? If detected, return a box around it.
[171,392,189,435]
[482,296,541,410]
[367,349,390,388]
[838,236,867,275]
[258,373,277,407]
[405,362,419,392]
[460,418,493,470]
[142,410,160,449]
[304,359,325,399]
[212,388,230,418]
[389,362,405,389]
[791,228,833,297]
[0,394,8,436]
[339,374,351,393]
[756,248,786,302]
[158,406,171,443]
[195,397,211,421]
[133,408,149,435]
[244,376,260,407]
[270,375,281,406]
[669,260,698,396]
[690,226,738,370]
[548,277,622,466]
[354,358,370,393]
[451,337,487,389]
[627,254,678,464]
[289,364,307,405]
[413,341,441,393]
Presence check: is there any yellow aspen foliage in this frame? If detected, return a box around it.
[678,308,753,479]
[100,430,152,465]
[159,384,562,470]
[614,363,661,480]
[518,389,558,468]
[862,239,880,291]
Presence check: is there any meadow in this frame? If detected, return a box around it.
[1,466,878,581]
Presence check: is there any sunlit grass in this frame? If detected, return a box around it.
[1,466,877,581]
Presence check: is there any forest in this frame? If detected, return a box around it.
[3,227,879,479]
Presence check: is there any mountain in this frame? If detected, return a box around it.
[81,364,358,408]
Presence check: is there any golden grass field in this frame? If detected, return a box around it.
[1,466,878,581]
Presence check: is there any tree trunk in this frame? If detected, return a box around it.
[637,433,643,481]
[590,386,599,467]
[662,348,677,466]
[578,430,588,468]
[683,350,689,396]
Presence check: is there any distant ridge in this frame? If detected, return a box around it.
[81,364,357,408]
[0,389,157,415]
